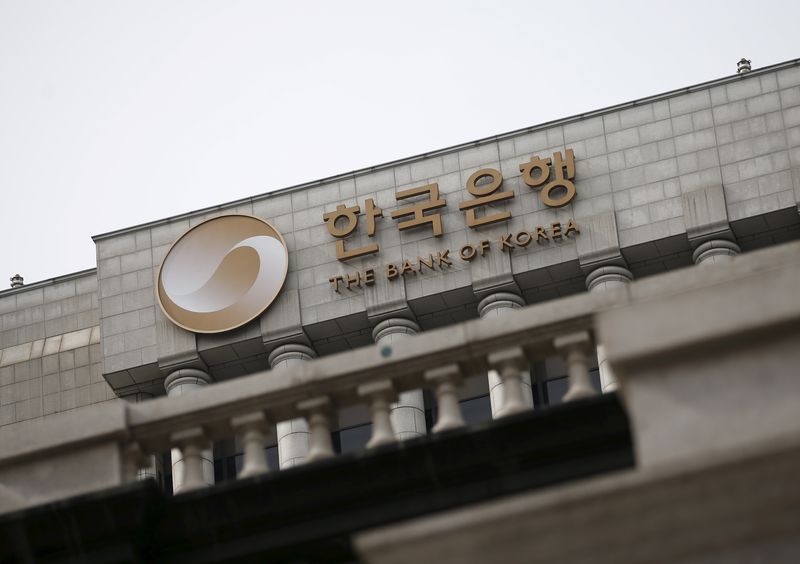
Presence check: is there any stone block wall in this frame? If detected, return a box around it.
[80,61,800,389]
[0,271,116,428]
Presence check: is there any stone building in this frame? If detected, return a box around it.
[1,58,799,562]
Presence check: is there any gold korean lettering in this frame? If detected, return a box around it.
[390,183,447,236]
[458,168,515,228]
[519,148,577,208]
[322,198,383,261]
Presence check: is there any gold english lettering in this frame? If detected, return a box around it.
[565,219,579,237]
[418,254,434,272]
[460,244,477,261]
[400,259,416,276]
[344,271,362,290]
[515,230,532,247]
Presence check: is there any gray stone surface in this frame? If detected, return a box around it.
[12,60,789,394]
[3,238,799,522]
[0,272,115,428]
[681,184,734,244]
[575,211,624,270]
[354,436,800,564]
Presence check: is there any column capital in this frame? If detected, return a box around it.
[487,346,527,371]
[268,343,317,368]
[585,265,634,292]
[357,379,397,402]
[170,425,208,446]
[164,367,212,394]
[553,330,594,354]
[693,239,741,264]
[297,395,334,415]
[477,291,525,318]
[424,363,463,386]
[231,411,272,433]
[372,317,421,342]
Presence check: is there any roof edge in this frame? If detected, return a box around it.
[0,268,98,298]
[92,57,800,242]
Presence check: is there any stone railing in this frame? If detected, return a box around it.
[128,294,601,491]
[2,239,799,513]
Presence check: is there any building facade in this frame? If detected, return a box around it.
[1,59,800,562]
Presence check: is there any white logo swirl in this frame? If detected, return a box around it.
[157,215,288,334]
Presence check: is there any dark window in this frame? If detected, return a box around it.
[333,423,372,454]
[460,394,491,424]
[214,454,238,483]
[266,445,279,469]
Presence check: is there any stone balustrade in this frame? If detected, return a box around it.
[125,297,602,492]
[2,239,800,512]
[0,275,606,508]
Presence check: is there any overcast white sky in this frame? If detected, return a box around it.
[1,0,798,284]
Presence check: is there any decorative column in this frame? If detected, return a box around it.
[164,368,214,493]
[372,319,426,441]
[268,344,316,469]
[477,292,533,417]
[585,266,634,393]
[693,240,740,265]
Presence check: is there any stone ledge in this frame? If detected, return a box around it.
[354,434,800,564]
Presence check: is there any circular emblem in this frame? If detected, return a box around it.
[156,214,288,334]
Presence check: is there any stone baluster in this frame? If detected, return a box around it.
[120,391,162,483]
[358,379,398,448]
[164,368,214,493]
[372,319,426,441]
[231,412,271,478]
[269,344,316,469]
[170,426,211,493]
[425,364,465,433]
[123,442,150,483]
[693,240,741,265]
[554,331,597,402]
[487,347,530,417]
[478,292,534,417]
[298,396,335,462]
[585,266,633,393]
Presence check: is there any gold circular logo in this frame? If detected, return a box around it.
[156,214,288,334]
